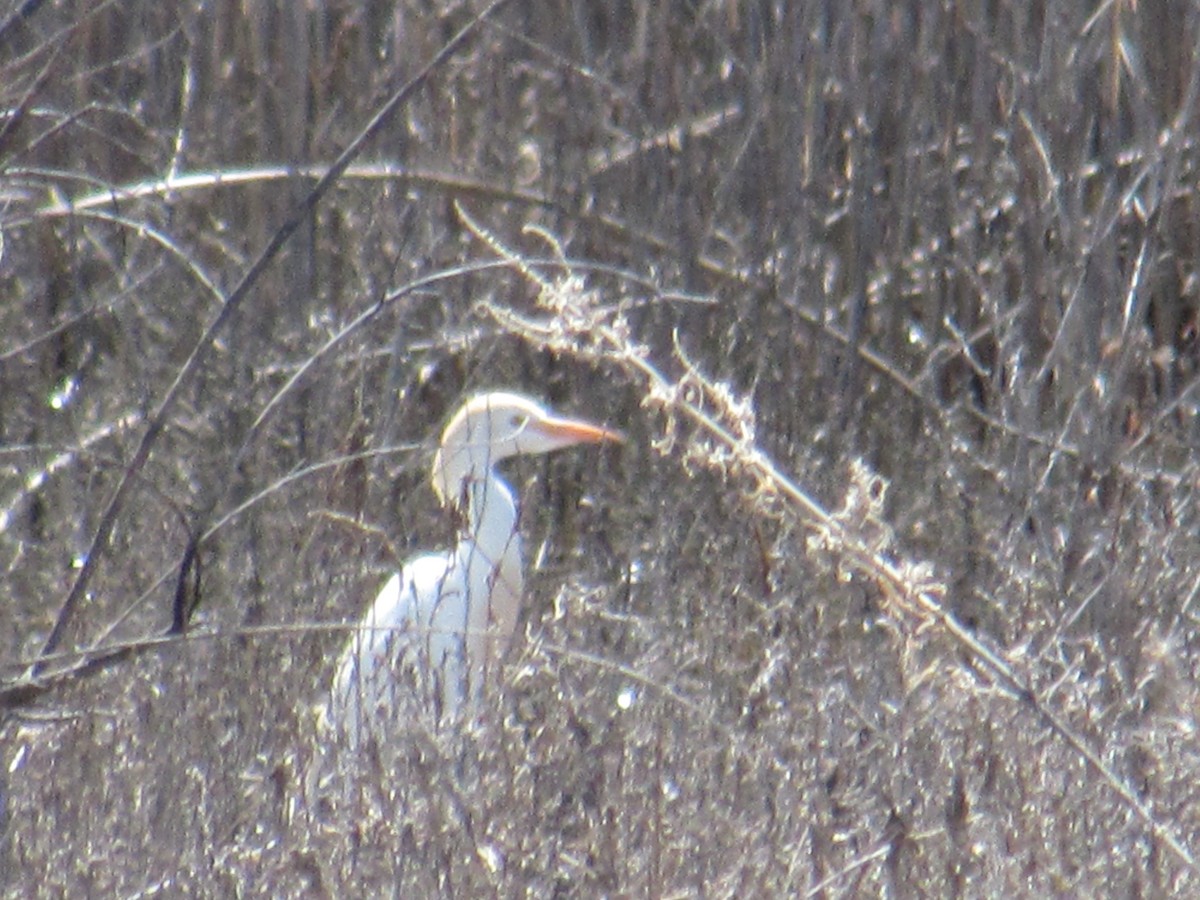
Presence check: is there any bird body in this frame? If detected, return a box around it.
[329,391,619,743]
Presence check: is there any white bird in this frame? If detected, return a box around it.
[328,391,620,744]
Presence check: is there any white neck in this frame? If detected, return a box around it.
[455,469,524,706]
[462,471,519,561]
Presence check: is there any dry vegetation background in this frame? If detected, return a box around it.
[4,0,1200,895]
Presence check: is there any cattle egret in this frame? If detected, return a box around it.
[328,391,620,743]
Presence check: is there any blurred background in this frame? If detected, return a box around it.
[3,1,1200,894]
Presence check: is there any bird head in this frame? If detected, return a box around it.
[431,391,621,505]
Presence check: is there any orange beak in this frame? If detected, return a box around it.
[532,415,624,449]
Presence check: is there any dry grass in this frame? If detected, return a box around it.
[4,1,1200,896]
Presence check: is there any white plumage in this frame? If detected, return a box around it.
[328,391,619,743]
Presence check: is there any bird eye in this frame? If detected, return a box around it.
[510,414,527,431]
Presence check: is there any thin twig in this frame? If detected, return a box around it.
[29,0,518,673]
[460,215,1198,873]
